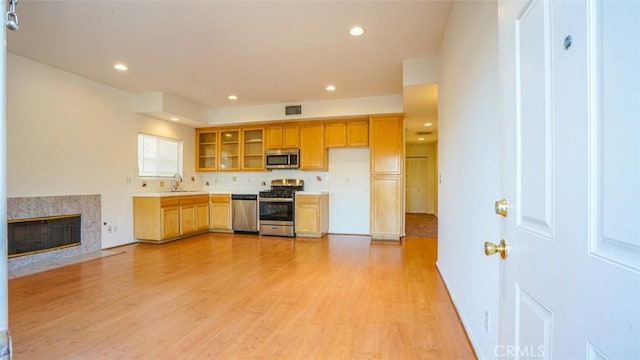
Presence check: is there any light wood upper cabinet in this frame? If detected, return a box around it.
[370,114,404,175]
[219,129,240,171]
[282,125,299,148]
[300,122,327,170]
[196,126,265,171]
[325,118,369,148]
[266,124,299,149]
[196,129,218,171]
[347,120,369,147]
[210,194,232,232]
[242,128,264,170]
[325,122,347,148]
[195,117,370,172]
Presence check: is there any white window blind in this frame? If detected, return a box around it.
[137,133,182,177]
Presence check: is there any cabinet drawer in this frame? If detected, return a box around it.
[160,197,180,208]
[211,194,231,203]
[296,194,320,204]
[179,195,209,206]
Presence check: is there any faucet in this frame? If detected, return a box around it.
[172,173,183,192]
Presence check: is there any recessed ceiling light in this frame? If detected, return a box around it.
[418,137,425,141]
[326,85,336,91]
[349,26,365,37]
[170,117,179,122]
[424,122,433,127]
[228,95,238,100]
[113,63,128,71]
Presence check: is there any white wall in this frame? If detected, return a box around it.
[402,57,439,86]
[437,1,500,359]
[136,113,200,192]
[327,148,370,234]
[209,95,402,125]
[7,54,197,248]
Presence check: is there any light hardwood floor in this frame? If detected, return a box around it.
[9,233,476,359]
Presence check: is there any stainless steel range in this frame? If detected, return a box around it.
[258,179,304,237]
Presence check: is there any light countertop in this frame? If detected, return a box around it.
[295,191,329,195]
[134,191,211,197]
[134,191,261,197]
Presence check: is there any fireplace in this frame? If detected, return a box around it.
[8,214,81,257]
[7,195,101,274]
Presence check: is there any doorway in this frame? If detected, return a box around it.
[403,83,439,238]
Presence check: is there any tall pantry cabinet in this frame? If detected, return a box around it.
[369,114,404,240]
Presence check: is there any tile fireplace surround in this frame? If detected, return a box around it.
[7,195,101,273]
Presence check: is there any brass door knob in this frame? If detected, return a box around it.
[484,239,508,259]
[495,198,508,217]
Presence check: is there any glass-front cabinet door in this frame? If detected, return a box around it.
[219,129,240,170]
[242,128,264,170]
[196,129,218,171]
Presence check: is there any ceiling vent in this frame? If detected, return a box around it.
[285,105,302,116]
[415,131,433,136]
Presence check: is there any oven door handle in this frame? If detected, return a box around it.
[259,198,294,202]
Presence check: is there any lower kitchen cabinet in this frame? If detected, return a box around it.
[210,194,233,232]
[295,193,329,238]
[370,176,403,240]
[162,203,180,240]
[179,195,210,235]
[196,202,210,232]
[133,194,209,243]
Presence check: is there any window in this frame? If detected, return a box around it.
[137,133,183,177]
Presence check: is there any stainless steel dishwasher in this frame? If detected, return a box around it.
[231,194,258,234]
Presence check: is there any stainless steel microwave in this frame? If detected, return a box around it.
[265,149,300,169]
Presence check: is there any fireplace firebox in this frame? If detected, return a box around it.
[8,214,81,257]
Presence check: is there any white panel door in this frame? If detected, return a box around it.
[497,0,639,359]
[405,157,428,213]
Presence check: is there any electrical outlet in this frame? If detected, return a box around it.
[107,225,113,234]
[159,181,165,187]
[484,310,490,332]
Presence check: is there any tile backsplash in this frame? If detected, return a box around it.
[201,170,330,193]
[135,170,329,193]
